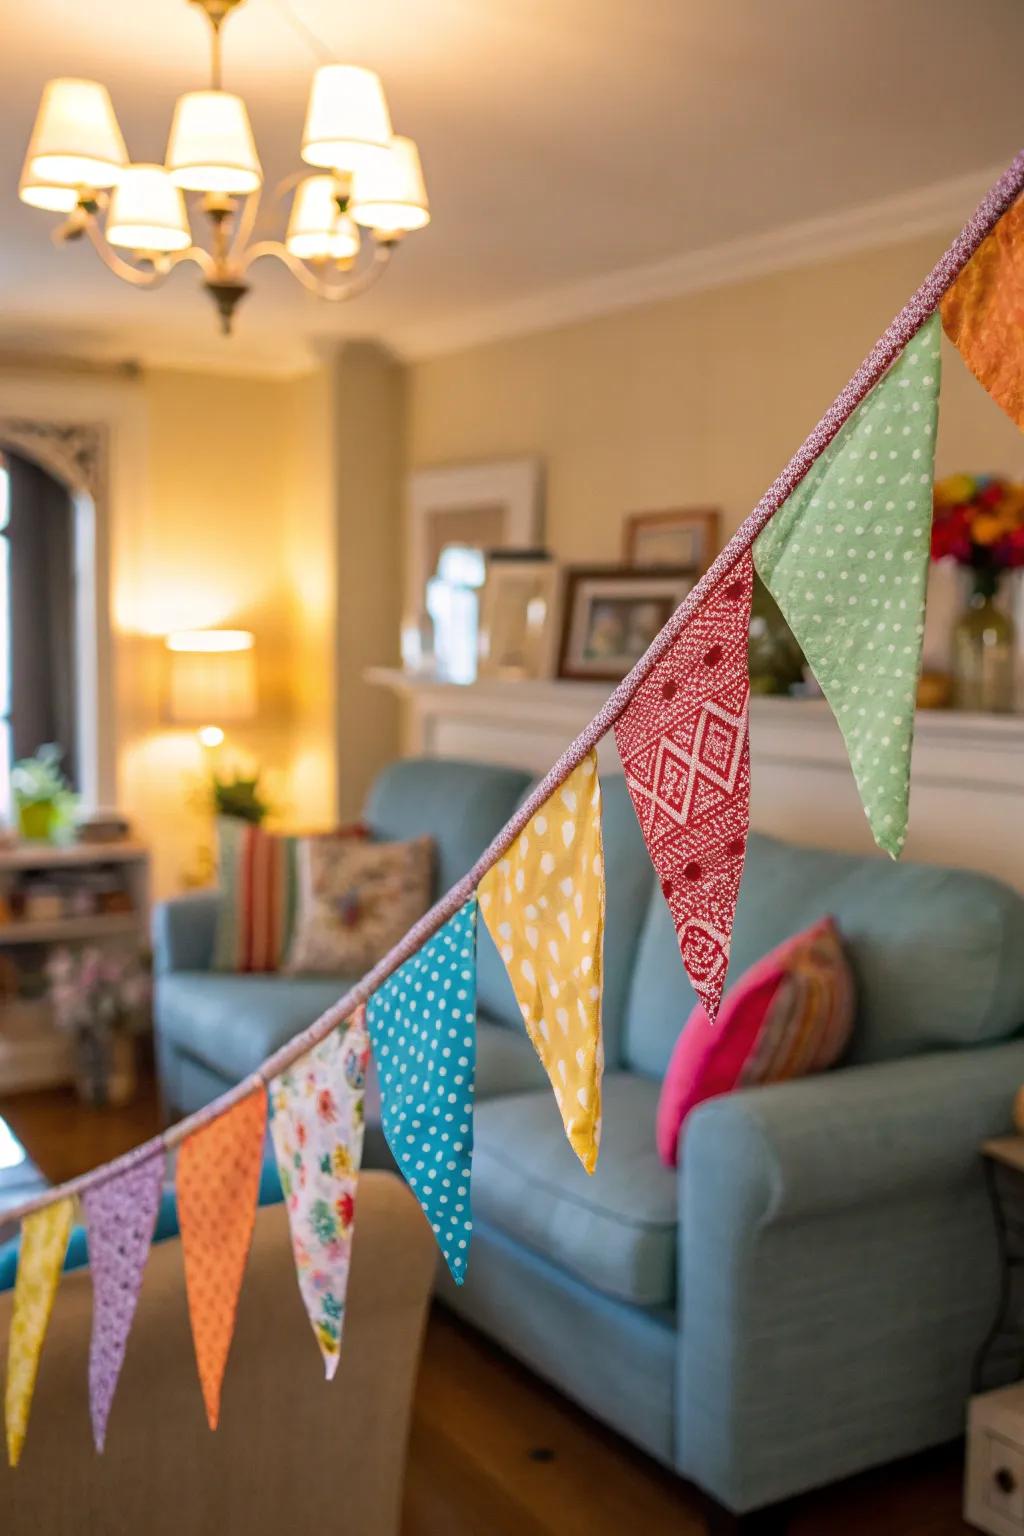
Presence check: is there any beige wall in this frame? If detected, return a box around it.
[408,230,1024,563]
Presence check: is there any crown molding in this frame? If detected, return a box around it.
[393,163,1006,362]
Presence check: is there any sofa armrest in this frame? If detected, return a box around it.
[151,891,221,974]
[677,1039,1024,1515]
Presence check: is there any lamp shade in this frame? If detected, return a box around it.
[165,630,257,725]
[286,177,361,262]
[352,135,430,234]
[26,78,127,189]
[300,65,392,176]
[18,150,79,212]
[107,164,191,253]
[166,91,262,195]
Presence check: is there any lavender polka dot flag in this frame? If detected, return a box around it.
[82,1150,165,1452]
[366,897,477,1284]
[754,310,941,857]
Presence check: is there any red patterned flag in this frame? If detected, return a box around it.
[614,551,753,1020]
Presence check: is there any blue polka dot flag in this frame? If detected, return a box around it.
[366,897,478,1283]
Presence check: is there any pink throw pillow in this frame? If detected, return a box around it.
[656,916,855,1167]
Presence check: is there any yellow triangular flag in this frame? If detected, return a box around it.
[480,750,605,1172]
[6,1197,73,1467]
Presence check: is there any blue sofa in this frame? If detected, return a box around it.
[153,756,1024,1521]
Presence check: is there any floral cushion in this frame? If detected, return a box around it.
[284,834,434,977]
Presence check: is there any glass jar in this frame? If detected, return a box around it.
[952,570,1016,712]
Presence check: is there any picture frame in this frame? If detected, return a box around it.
[405,458,544,615]
[622,507,721,573]
[557,565,696,682]
[477,554,560,680]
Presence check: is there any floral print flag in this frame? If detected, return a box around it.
[754,314,940,857]
[269,1010,370,1378]
[367,898,478,1284]
[614,554,753,1023]
[83,1150,165,1452]
[6,1197,74,1467]
[479,752,606,1173]
[178,1087,267,1430]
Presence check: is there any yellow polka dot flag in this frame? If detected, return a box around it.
[6,1197,73,1467]
[479,751,605,1173]
[754,311,941,857]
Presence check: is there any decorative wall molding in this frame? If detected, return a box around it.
[366,668,1024,892]
[395,164,1005,361]
[0,418,107,502]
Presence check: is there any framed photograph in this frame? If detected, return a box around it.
[558,565,695,682]
[623,508,721,572]
[405,458,544,614]
[477,554,560,680]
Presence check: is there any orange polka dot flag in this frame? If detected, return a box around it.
[6,1197,73,1467]
[614,554,753,1023]
[479,751,606,1173]
[940,199,1024,431]
[177,1088,267,1430]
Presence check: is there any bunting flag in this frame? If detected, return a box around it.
[615,556,753,1021]
[82,1151,165,1452]
[177,1088,267,1430]
[940,198,1024,429]
[754,312,941,857]
[366,898,477,1282]
[6,1197,74,1467]
[479,751,605,1173]
[269,1010,370,1378]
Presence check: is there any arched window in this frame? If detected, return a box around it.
[0,451,78,817]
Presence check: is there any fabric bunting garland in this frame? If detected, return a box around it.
[615,553,753,1021]
[82,1151,165,1452]
[6,1197,73,1467]
[269,1010,370,1377]
[178,1088,267,1430]
[367,898,478,1282]
[754,312,941,857]
[479,751,606,1173]
[940,198,1024,430]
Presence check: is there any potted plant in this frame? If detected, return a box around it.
[932,475,1024,712]
[46,945,150,1107]
[11,743,78,842]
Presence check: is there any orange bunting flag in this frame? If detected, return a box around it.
[479,751,605,1173]
[177,1088,267,1430]
[5,1198,73,1467]
[940,198,1024,429]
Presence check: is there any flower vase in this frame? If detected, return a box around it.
[952,571,1016,713]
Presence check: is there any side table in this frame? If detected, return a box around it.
[974,1138,1024,1396]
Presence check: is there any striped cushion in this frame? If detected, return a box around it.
[212,820,299,974]
[655,915,854,1167]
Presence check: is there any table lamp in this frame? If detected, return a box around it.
[164,629,257,747]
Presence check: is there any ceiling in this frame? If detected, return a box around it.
[1,0,1023,374]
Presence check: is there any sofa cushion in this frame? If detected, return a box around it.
[623,831,1024,1077]
[476,772,655,1068]
[155,972,357,1086]
[471,1072,677,1307]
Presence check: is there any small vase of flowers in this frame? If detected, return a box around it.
[931,474,1024,713]
[46,946,150,1107]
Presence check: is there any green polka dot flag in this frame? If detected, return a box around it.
[754,311,941,857]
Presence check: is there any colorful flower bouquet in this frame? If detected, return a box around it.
[931,474,1022,712]
[46,946,150,1107]
[931,474,1024,589]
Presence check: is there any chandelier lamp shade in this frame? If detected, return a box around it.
[18,0,430,336]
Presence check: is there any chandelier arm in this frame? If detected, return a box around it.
[71,214,219,287]
[228,187,263,261]
[240,238,394,301]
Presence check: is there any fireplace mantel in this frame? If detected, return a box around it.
[366,668,1024,890]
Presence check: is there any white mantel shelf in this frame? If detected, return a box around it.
[367,667,1024,891]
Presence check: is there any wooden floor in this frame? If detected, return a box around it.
[3,1082,973,1535]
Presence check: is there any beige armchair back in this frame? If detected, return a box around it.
[0,1171,435,1535]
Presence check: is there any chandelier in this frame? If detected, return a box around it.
[18,0,430,334]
